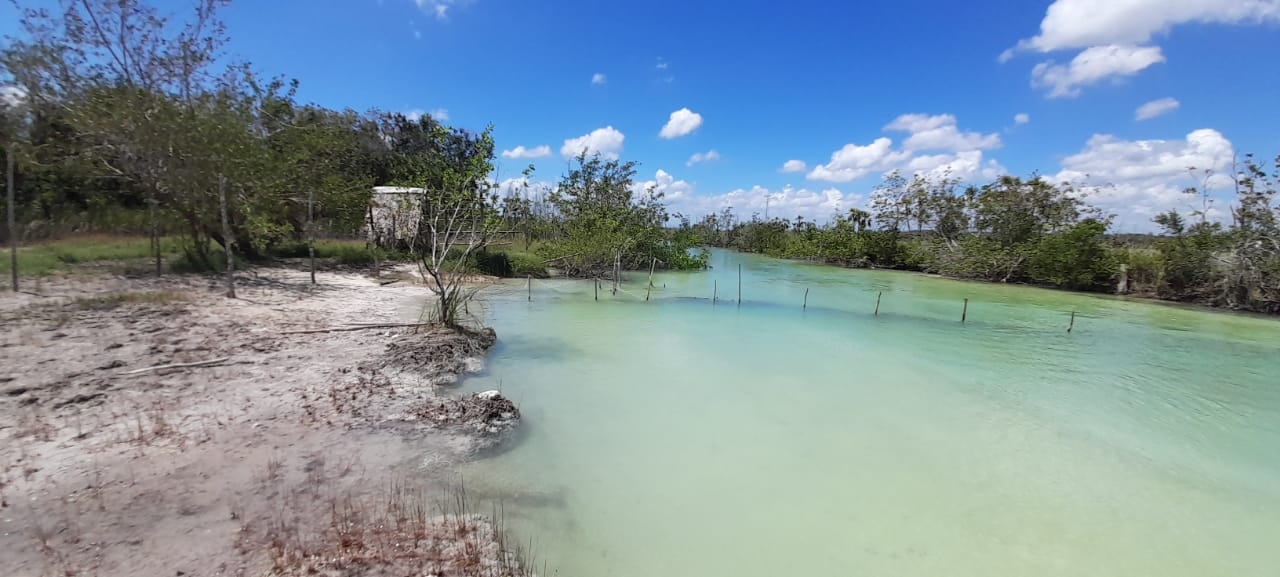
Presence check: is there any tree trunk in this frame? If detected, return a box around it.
[219,176,236,298]
[6,143,16,292]
[307,188,316,284]
[148,197,160,277]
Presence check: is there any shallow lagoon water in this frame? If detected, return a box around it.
[457,249,1280,576]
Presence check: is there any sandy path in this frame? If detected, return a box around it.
[0,266,523,576]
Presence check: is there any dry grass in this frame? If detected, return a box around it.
[240,457,533,577]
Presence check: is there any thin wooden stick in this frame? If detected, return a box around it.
[875,291,881,316]
[612,252,620,295]
[646,257,656,301]
[124,357,231,375]
[737,264,742,306]
[962,298,968,323]
[803,288,809,310]
[280,323,432,335]
[594,278,599,301]
[1068,310,1076,333]
[713,279,717,304]
[527,275,532,302]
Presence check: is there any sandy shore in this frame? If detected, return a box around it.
[0,266,525,576]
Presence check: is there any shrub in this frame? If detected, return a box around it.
[507,252,549,278]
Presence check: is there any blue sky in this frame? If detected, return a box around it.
[3,0,1279,230]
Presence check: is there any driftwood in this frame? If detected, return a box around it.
[124,357,231,375]
[281,323,432,335]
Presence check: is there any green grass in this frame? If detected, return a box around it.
[267,239,405,266]
[0,235,184,277]
[504,250,549,278]
[470,247,549,278]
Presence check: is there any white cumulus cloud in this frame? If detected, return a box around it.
[632,169,695,202]
[1135,97,1181,120]
[1015,113,1030,125]
[807,113,1002,183]
[687,150,720,166]
[1005,1,1279,96]
[591,73,607,85]
[1031,44,1166,98]
[501,145,552,159]
[904,151,1007,183]
[885,113,1002,151]
[561,126,626,160]
[404,108,449,122]
[1052,128,1236,230]
[659,108,703,139]
[807,138,908,183]
[1014,0,1280,53]
[780,160,807,173]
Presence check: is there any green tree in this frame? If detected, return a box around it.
[1026,218,1118,291]
[1153,209,1222,301]
[542,153,705,277]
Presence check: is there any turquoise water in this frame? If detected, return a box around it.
[457,249,1280,576]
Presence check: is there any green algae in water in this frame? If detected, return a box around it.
[457,250,1280,577]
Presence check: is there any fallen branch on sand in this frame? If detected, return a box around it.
[124,357,231,375]
[281,323,432,335]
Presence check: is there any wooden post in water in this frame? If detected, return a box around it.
[527,275,532,302]
[219,175,236,299]
[594,278,599,301]
[1068,310,1076,333]
[713,280,718,305]
[803,288,809,310]
[875,291,882,316]
[737,264,742,307]
[612,252,620,295]
[961,298,968,323]
[646,257,656,301]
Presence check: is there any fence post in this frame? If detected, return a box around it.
[527,275,532,302]
[713,279,717,305]
[961,298,968,323]
[803,288,809,310]
[1068,310,1076,333]
[737,264,742,307]
[875,291,882,316]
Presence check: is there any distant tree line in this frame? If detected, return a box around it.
[684,164,1280,314]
